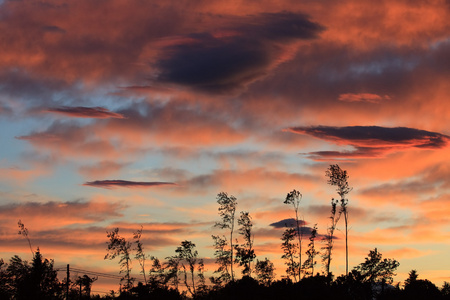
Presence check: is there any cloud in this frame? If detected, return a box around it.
[155,12,324,93]
[0,200,125,228]
[288,126,450,160]
[83,180,176,189]
[45,106,125,119]
[269,218,306,228]
[338,93,390,103]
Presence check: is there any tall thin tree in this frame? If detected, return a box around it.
[214,192,237,281]
[235,211,256,277]
[321,198,340,279]
[326,164,352,274]
[284,189,304,278]
[133,225,147,284]
[105,228,134,292]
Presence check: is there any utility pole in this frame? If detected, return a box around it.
[66,264,70,300]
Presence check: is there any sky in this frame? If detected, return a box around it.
[0,0,449,294]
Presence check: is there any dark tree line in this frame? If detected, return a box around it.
[2,165,449,299]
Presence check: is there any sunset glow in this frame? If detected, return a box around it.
[1,0,449,295]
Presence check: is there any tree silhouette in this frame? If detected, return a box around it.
[302,224,319,277]
[214,192,237,282]
[321,198,340,279]
[105,228,134,292]
[255,258,275,286]
[284,189,304,278]
[235,211,256,277]
[352,248,399,284]
[175,240,200,296]
[280,227,299,281]
[211,235,231,285]
[326,164,352,274]
[133,225,147,285]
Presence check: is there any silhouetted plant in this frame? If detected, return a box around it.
[210,235,231,285]
[214,192,237,281]
[321,198,340,279]
[302,224,319,277]
[148,256,165,289]
[235,211,256,277]
[284,189,304,278]
[352,248,399,284]
[326,164,352,274]
[105,228,134,292]
[175,240,201,296]
[74,274,97,299]
[133,225,147,284]
[255,258,275,286]
[17,220,34,256]
[280,227,299,281]
[164,255,180,291]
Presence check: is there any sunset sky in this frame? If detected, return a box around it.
[1,0,449,293]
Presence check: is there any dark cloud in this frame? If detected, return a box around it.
[269,218,326,239]
[155,12,324,93]
[83,180,176,189]
[45,106,125,119]
[269,218,306,228]
[288,126,450,160]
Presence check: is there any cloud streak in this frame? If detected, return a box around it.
[45,106,125,119]
[288,126,450,160]
[83,180,176,189]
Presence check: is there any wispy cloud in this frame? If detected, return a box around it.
[288,126,450,160]
[45,106,125,119]
[338,93,390,103]
[83,180,176,189]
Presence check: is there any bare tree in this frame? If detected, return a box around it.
[214,192,237,281]
[326,164,352,274]
[284,189,304,278]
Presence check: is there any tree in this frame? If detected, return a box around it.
[133,225,147,284]
[280,227,299,281]
[175,240,200,296]
[302,224,319,277]
[404,269,418,288]
[284,189,304,278]
[105,228,134,292]
[326,164,351,274]
[214,192,237,281]
[352,248,399,284]
[74,274,97,299]
[210,235,231,285]
[148,256,165,289]
[235,211,256,277]
[321,198,340,278]
[255,258,275,286]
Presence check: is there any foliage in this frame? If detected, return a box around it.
[284,189,303,278]
[280,227,299,281]
[255,258,275,286]
[321,198,340,278]
[133,225,147,285]
[302,224,319,277]
[352,248,399,284]
[214,192,237,282]
[235,211,256,277]
[326,164,352,274]
[105,228,134,292]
